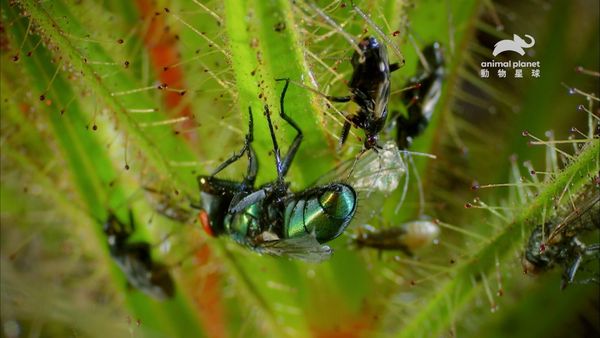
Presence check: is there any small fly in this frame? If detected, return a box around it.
[327,36,401,151]
[299,2,403,151]
[103,210,175,300]
[391,42,445,149]
[351,219,440,256]
[196,79,357,262]
[522,186,600,288]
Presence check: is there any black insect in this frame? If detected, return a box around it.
[196,79,357,262]
[391,42,444,150]
[522,187,600,289]
[103,210,175,300]
[328,36,401,151]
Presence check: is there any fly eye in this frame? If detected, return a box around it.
[198,210,215,237]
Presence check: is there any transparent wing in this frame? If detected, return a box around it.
[311,141,407,228]
[300,141,419,236]
[255,235,332,263]
[314,141,406,194]
[351,142,405,194]
[548,192,600,243]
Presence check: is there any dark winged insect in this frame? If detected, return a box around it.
[328,36,401,151]
[103,210,175,300]
[351,219,439,256]
[391,42,444,150]
[196,79,357,262]
[522,186,600,288]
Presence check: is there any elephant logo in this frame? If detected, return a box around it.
[492,34,535,57]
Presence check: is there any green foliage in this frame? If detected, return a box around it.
[1,0,598,337]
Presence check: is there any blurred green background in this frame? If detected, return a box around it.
[1,0,598,337]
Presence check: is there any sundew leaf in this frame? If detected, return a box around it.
[396,140,599,338]
[2,0,599,337]
[4,1,205,337]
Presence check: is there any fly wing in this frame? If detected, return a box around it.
[256,235,333,263]
[313,141,405,194]
[373,77,391,119]
[311,141,406,227]
[548,192,600,242]
[351,142,405,194]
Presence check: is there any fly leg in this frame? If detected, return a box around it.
[227,107,263,212]
[339,121,352,148]
[128,208,136,232]
[210,106,255,177]
[264,104,284,182]
[326,95,352,103]
[585,243,600,254]
[270,78,304,179]
[561,253,583,289]
[242,106,258,187]
[277,77,352,103]
[196,108,257,213]
[228,140,260,213]
[275,78,355,149]
[561,240,599,289]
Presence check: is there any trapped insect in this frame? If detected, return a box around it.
[327,36,401,151]
[351,219,440,256]
[295,2,405,152]
[522,185,600,289]
[195,79,357,262]
[103,210,175,300]
[391,42,445,150]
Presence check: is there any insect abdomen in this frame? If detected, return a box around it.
[284,184,357,244]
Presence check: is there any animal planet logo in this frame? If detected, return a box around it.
[493,34,536,56]
[480,34,541,79]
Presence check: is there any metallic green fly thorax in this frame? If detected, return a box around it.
[226,203,261,245]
